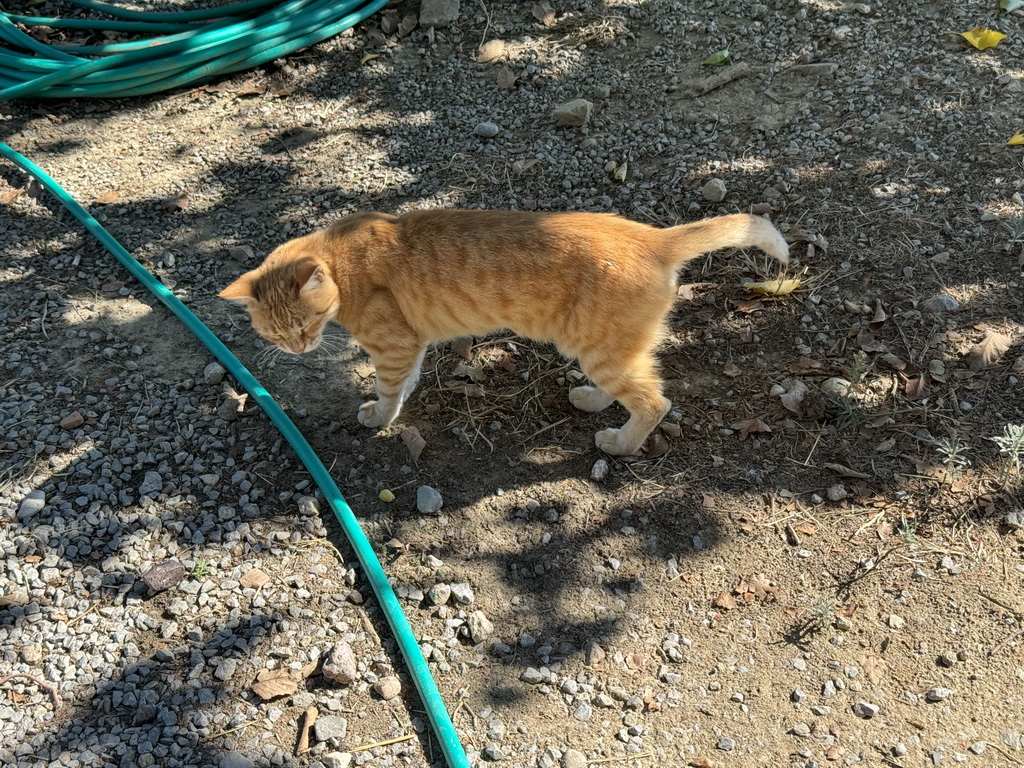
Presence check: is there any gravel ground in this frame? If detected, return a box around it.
[3,0,1024,767]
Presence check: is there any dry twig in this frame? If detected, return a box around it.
[0,673,62,709]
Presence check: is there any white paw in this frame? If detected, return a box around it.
[595,428,628,455]
[357,400,392,428]
[569,386,613,413]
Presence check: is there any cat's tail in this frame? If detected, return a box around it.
[658,213,789,267]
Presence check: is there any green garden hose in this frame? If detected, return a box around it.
[0,0,389,99]
[0,142,471,768]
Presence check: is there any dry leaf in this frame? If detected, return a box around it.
[94,190,119,205]
[451,336,474,359]
[733,299,764,313]
[360,53,380,65]
[235,80,267,96]
[711,455,724,467]
[251,670,298,700]
[713,591,737,610]
[160,194,188,212]
[532,1,556,26]
[678,282,711,301]
[1,187,23,205]
[613,161,628,182]
[745,278,802,296]
[1009,132,1024,146]
[961,26,1006,50]
[496,64,518,89]
[789,356,829,374]
[401,426,426,465]
[452,362,486,382]
[879,352,909,371]
[702,492,716,509]
[688,759,715,768]
[723,361,741,378]
[968,331,1012,372]
[644,432,669,457]
[740,573,778,603]
[779,378,808,415]
[823,462,870,479]
[442,382,486,397]
[730,417,772,440]
[904,373,932,401]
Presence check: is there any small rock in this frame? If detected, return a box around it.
[60,410,85,429]
[132,703,157,725]
[374,676,401,701]
[821,377,853,397]
[17,490,46,519]
[322,753,353,768]
[139,470,163,496]
[585,641,606,667]
[888,614,906,629]
[520,667,544,684]
[219,755,254,768]
[939,556,961,575]
[466,610,494,643]
[474,121,501,138]
[701,178,728,203]
[788,62,840,77]
[204,361,226,385]
[553,99,594,127]
[716,738,736,751]
[590,459,609,481]
[428,583,452,605]
[417,485,444,513]
[419,0,459,27]
[20,644,43,664]
[214,657,238,681]
[937,652,958,668]
[450,582,475,605]
[562,749,587,768]
[922,294,959,313]
[314,715,348,742]
[925,687,952,702]
[969,742,986,755]
[239,568,271,589]
[791,689,807,704]
[483,744,508,761]
[1005,511,1024,530]
[852,701,879,718]
[378,488,395,502]
[142,559,186,592]
[826,484,848,502]
[323,642,358,685]
[790,723,811,737]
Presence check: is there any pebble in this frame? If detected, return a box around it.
[428,583,452,605]
[417,485,444,513]
[59,410,85,429]
[17,489,46,519]
[474,122,501,138]
[701,178,728,202]
[553,99,594,127]
[466,610,494,643]
[1006,511,1024,530]
[323,642,358,685]
[590,458,609,481]
[374,676,402,700]
[322,753,353,768]
[204,361,226,384]
[562,749,587,768]
[314,715,348,742]
[213,657,238,681]
[925,687,952,702]
[716,738,736,751]
[852,701,879,718]
[139,470,163,496]
[450,582,475,604]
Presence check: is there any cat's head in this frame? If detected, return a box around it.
[219,248,339,355]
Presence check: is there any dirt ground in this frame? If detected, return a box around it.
[3,0,1024,765]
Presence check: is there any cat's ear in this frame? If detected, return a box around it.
[295,259,327,293]
[219,273,256,305]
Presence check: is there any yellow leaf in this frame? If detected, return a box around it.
[378,489,395,502]
[360,53,380,65]
[745,278,802,296]
[961,26,1006,51]
[1009,132,1024,146]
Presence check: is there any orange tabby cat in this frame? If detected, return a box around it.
[219,210,788,455]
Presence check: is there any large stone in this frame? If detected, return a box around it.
[553,99,594,127]
[416,485,444,514]
[466,610,494,643]
[322,754,352,768]
[139,471,163,496]
[419,0,459,28]
[142,560,186,592]
[701,178,728,202]
[562,750,588,768]
[450,582,475,605]
[204,361,226,385]
[17,490,45,520]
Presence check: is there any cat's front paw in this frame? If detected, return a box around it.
[595,427,641,456]
[569,386,614,413]
[357,400,392,428]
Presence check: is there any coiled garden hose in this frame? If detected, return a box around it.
[0,0,389,99]
[0,142,471,768]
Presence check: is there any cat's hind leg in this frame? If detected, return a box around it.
[579,350,670,456]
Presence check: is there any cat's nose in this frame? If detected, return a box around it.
[291,343,306,354]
